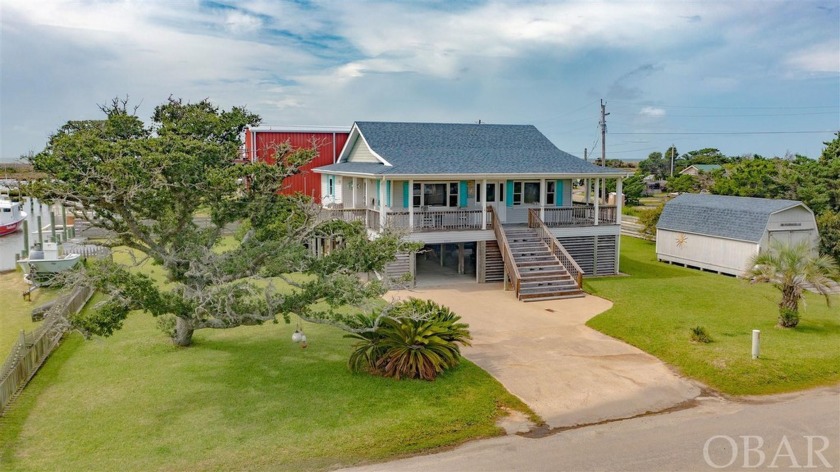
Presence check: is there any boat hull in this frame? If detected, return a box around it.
[18,254,82,274]
[0,216,25,236]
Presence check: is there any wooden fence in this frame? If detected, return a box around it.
[0,284,93,416]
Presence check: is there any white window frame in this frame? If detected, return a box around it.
[512,180,541,206]
[413,181,459,208]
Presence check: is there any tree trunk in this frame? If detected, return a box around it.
[778,284,801,328]
[779,285,800,313]
[173,317,195,346]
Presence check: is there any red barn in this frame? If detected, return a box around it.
[243,126,350,200]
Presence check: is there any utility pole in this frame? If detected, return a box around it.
[670,144,675,177]
[599,99,609,168]
[599,99,609,202]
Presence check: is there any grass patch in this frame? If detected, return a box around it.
[585,237,840,395]
[1,241,531,471]
[0,271,58,355]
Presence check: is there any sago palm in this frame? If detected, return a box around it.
[345,298,471,380]
[745,240,839,327]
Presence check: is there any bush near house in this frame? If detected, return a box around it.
[346,298,472,380]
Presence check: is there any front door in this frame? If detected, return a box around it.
[480,181,505,223]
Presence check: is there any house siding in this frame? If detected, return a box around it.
[346,137,379,163]
[657,229,758,276]
[248,129,349,200]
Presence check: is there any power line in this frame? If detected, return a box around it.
[605,99,838,110]
[611,130,836,135]
[610,111,838,118]
[534,99,599,125]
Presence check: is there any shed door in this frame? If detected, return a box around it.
[768,230,812,246]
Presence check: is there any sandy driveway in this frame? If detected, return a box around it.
[385,282,701,429]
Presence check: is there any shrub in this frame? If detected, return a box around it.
[638,204,664,240]
[345,298,472,381]
[778,308,800,328]
[689,326,712,343]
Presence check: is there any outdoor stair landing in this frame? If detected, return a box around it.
[502,226,585,302]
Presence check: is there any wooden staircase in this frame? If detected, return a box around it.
[483,241,505,282]
[503,226,585,302]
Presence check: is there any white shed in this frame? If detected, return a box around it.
[656,194,819,276]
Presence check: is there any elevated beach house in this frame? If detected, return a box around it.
[313,121,628,301]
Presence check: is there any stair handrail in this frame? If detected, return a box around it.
[488,206,522,298]
[527,209,584,288]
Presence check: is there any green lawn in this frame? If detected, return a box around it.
[1,248,532,471]
[585,237,840,395]
[0,271,58,356]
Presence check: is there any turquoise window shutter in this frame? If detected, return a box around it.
[556,180,564,206]
[376,181,381,205]
[386,181,392,207]
[506,180,514,207]
[402,182,408,208]
[459,181,468,207]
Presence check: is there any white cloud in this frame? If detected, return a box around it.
[639,107,666,118]
[1,0,837,160]
[785,42,840,73]
[224,11,263,34]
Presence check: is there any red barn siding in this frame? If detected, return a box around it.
[246,128,349,200]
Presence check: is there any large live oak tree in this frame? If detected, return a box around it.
[31,97,409,346]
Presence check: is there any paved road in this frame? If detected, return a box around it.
[344,386,840,472]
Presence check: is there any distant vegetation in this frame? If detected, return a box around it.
[608,133,840,265]
[0,162,44,181]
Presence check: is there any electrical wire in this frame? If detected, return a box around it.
[610,130,836,135]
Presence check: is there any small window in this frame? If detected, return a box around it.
[328,177,334,196]
[448,182,459,207]
[413,183,421,207]
[512,181,541,205]
[546,181,555,205]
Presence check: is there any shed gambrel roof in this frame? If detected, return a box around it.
[315,121,624,177]
[657,194,805,243]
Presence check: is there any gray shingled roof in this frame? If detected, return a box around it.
[318,121,622,176]
[657,194,804,242]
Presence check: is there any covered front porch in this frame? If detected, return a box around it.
[320,175,624,233]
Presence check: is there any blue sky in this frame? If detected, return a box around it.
[1,0,838,162]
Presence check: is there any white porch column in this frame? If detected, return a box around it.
[379,176,386,229]
[408,179,414,229]
[615,177,623,225]
[539,178,546,220]
[593,179,600,226]
[481,179,487,229]
[615,177,623,274]
[352,177,357,208]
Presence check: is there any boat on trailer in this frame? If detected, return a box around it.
[0,195,26,236]
[18,241,82,283]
